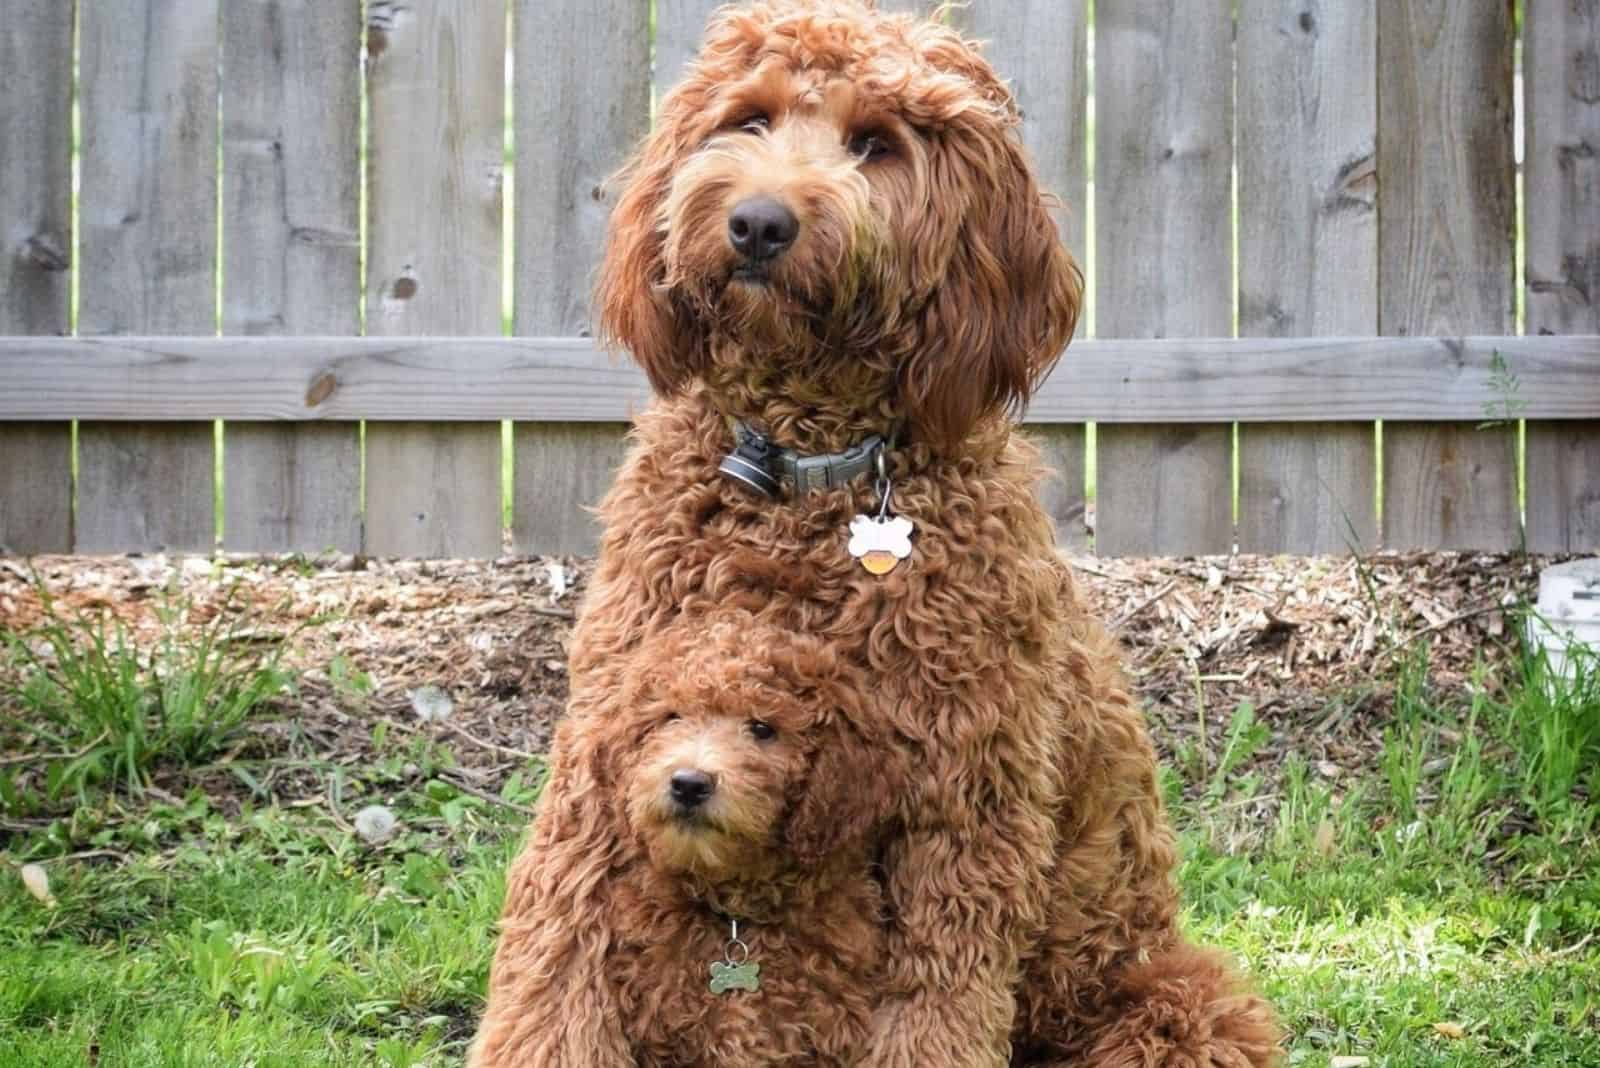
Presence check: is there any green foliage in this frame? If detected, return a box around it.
[1501,621,1600,816]
[1478,349,1528,429]
[1206,701,1270,801]
[1,584,297,803]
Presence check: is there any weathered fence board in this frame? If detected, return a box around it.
[512,0,648,554]
[365,0,504,558]
[1378,0,1517,551]
[1237,0,1378,553]
[222,0,362,554]
[6,336,1598,423]
[516,422,634,558]
[1524,0,1600,553]
[364,422,503,560]
[516,0,648,338]
[656,0,723,92]
[0,1,73,555]
[1,2,72,337]
[0,424,72,558]
[78,1,219,553]
[1094,0,1233,555]
[967,0,1089,547]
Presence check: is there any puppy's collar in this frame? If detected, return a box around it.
[719,419,887,498]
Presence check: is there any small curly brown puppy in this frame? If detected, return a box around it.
[472,2,1281,1066]
[476,617,906,1066]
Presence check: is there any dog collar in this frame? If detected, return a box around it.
[718,419,886,498]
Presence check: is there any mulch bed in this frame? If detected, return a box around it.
[0,549,1558,823]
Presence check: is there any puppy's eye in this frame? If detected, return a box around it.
[664,712,681,724]
[848,131,892,162]
[737,112,770,133]
[747,720,778,742]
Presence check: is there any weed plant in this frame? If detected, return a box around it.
[1,584,296,804]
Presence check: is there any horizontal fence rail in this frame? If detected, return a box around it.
[1,336,1598,423]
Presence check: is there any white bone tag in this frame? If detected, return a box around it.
[847,514,914,575]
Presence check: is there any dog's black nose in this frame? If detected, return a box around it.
[728,196,798,263]
[670,769,716,808]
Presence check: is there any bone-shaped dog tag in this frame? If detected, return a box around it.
[709,959,761,994]
[847,514,914,576]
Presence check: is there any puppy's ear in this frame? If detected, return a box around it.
[900,123,1083,449]
[785,726,900,867]
[594,88,709,395]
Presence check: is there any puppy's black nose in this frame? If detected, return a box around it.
[670,769,716,808]
[728,196,798,263]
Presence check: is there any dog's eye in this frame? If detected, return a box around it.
[747,720,778,742]
[737,112,770,133]
[848,131,892,162]
[664,712,681,724]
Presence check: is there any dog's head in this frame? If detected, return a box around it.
[604,617,899,880]
[596,0,1082,450]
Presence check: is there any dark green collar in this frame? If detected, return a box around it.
[719,420,887,498]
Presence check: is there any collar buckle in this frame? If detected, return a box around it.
[722,421,886,499]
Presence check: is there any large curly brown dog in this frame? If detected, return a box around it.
[472,2,1280,1065]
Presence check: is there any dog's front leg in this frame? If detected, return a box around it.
[860,801,1053,1068]
[468,765,634,1068]
[467,917,631,1068]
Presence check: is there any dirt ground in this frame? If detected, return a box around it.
[0,549,1557,817]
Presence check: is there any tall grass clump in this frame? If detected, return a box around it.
[1501,618,1600,818]
[1,584,296,801]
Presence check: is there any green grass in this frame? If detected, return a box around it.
[2,604,1597,1065]
[0,799,523,1067]
[1,584,296,803]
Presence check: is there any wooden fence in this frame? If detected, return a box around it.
[2,0,1597,559]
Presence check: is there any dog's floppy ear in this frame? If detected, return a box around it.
[784,722,901,867]
[900,121,1083,450]
[594,87,710,395]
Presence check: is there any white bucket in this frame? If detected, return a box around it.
[1527,559,1600,680]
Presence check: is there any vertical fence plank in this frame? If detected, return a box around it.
[656,0,722,93]
[1524,0,1600,552]
[1,1,72,338]
[222,0,362,554]
[1237,0,1378,554]
[365,0,505,558]
[966,0,1090,547]
[511,0,649,555]
[0,1,74,555]
[1094,0,1233,556]
[78,1,218,554]
[514,1,647,339]
[1378,0,1516,551]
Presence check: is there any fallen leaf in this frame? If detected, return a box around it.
[1433,1022,1466,1039]
[20,863,56,907]
[1331,1057,1371,1068]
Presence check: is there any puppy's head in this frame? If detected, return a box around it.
[607,617,897,880]
[595,0,1082,449]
